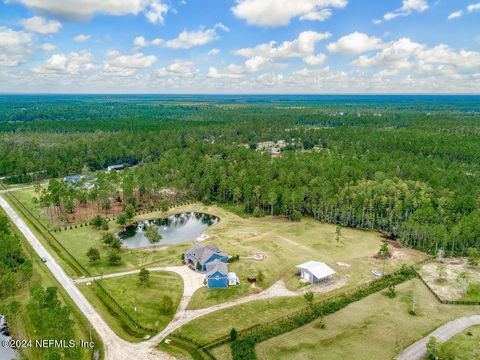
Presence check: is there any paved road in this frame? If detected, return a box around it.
[0,194,172,360]
[396,315,480,360]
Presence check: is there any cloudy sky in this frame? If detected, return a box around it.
[0,0,479,93]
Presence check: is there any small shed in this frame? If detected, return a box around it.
[228,272,239,286]
[296,261,335,284]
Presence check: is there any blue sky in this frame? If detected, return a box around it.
[0,0,479,93]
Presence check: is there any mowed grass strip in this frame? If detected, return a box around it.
[176,296,307,345]
[255,279,480,360]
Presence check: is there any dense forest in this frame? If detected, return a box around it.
[0,211,84,359]
[1,95,480,256]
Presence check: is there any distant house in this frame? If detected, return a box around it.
[206,259,229,288]
[107,164,124,172]
[296,261,335,284]
[184,244,229,272]
[271,147,281,157]
[63,175,82,184]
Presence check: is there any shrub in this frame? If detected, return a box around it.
[108,252,121,266]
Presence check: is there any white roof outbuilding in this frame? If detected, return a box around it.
[296,261,335,281]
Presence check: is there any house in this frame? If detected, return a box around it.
[107,164,124,172]
[206,259,229,288]
[63,175,82,184]
[184,244,229,272]
[296,261,335,284]
[271,147,281,157]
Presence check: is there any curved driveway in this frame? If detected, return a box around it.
[397,315,480,360]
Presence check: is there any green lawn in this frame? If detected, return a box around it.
[176,296,311,345]
[255,279,480,360]
[78,271,183,341]
[439,325,480,360]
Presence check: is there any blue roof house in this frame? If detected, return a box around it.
[184,244,228,271]
[206,260,229,288]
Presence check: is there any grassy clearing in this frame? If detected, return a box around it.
[439,325,480,360]
[0,207,103,360]
[10,188,427,310]
[176,296,309,345]
[96,272,183,330]
[419,261,480,301]
[255,279,480,360]
[78,271,183,342]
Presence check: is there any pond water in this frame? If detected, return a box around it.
[0,315,19,360]
[117,212,219,248]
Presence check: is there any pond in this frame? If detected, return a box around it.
[117,212,219,248]
[0,315,19,360]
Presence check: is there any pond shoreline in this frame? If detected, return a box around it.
[117,212,220,248]
[0,315,19,359]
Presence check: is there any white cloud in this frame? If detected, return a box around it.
[416,44,480,68]
[165,23,228,49]
[133,36,148,47]
[207,48,220,56]
[303,53,327,65]
[0,27,33,67]
[467,3,480,13]
[351,38,423,69]
[133,35,163,47]
[145,0,169,24]
[327,32,382,54]
[33,51,94,75]
[40,43,56,52]
[447,10,463,20]
[378,0,428,23]
[104,51,157,76]
[207,67,244,79]
[10,0,169,24]
[73,34,91,42]
[167,60,195,75]
[231,0,347,26]
[21,16,61,34]
[233,31,331,60]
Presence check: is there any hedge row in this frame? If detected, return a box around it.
[231,265,416,360]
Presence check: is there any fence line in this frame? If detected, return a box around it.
[93,280,157,333]
[5,190,91,277]
[414,269,480,306]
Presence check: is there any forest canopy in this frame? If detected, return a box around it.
[1,95,480,256]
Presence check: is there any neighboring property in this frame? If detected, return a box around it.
[63,175,82,184]
[271,147,281,157]
[184,244,229,272]
[107,164,124,172]
[296,261,336,284]
[206,259,229,288]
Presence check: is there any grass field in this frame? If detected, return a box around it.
[95,271,183,330]
[176,296,308,345]
[9,187,427,312]
[0,207,103,360]
[78,271,183,341]
[439,325,480,360]
[254,279,480,360]
[419,261,480,301]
